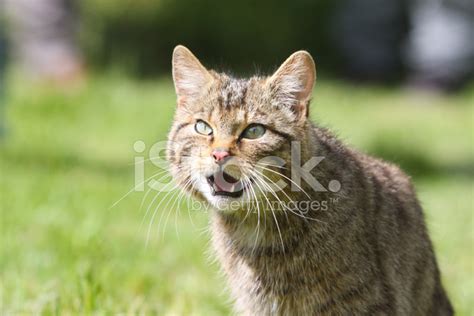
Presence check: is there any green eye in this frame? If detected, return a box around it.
[195,120,213,135]
[241,124,266,139]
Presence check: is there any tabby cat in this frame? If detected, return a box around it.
[166,45,453,315]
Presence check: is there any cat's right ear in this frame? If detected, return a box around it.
[267,51,316,119]
[172,45,213,106]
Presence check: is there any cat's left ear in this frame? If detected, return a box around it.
[268,51,316,118]
[172,45,214,106]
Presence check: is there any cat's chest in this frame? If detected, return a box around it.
[219,252,333,315]
[215,238,325,296]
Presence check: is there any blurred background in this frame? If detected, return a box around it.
[0,0,473,314]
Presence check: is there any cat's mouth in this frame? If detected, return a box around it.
[207,171,251,198]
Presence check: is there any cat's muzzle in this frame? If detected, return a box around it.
[207,170,252,198]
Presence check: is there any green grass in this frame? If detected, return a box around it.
[1,74,473,315]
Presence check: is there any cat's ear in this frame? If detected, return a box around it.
[268,51,316,118]
[172,45,213,106]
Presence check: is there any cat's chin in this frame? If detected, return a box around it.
[204,190,254,212]
[190,170,257,212]
[194,177,256,212]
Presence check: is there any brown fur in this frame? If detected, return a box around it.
[167,45,453,315]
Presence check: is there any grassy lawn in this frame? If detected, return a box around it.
[1,74,473,315]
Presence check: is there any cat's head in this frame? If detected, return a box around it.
[167,45,315,211]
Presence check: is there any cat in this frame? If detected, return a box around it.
[166,45,453,315]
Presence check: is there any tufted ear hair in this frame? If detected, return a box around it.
[172,45,214,106]
[268,51,316,118]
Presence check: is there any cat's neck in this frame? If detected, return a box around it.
[210,208,307,258]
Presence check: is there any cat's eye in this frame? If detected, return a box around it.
[195,120,213,135]
[241,124,266,139]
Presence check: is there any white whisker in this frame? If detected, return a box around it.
[109,169,169,209]
[251,173,285,254]
[145,181,182,247]
[255,164,312,200]
[252,168,327,224]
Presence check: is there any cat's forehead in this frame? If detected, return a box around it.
[186,75,274,131]
[210,76,266,126]
[217,77,250,109]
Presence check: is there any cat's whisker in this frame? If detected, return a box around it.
[263,174,310,224]
[251,173,285,254]
[174,194,182,241]
[254,170,326,224]
[159,179,192,243]
[139,175,178,229]
[146,189,179,246]
[173,184,192,240]
[139,185,154,212]
[254,164,312,200]
[131,153,204,166]
[246,178,261,256]
[251,170,290,223]
[140,176,179,233]
[181,181,196,213]
[145,181,182,247]
[172,180,194,241]
[154,185,183,243]
[129,157,170,165]
[255,162,288,170]
[245,176,258,214]
[138,186,154,230]
[197,223,211,237]
[237,174,255,226]
[110,169,170,209]
[252,173,286,224]
[252,169,327,224]
[186,191,198,229]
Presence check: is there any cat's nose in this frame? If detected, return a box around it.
[212,149,230,164]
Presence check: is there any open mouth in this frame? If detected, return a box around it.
[207,171,251,198]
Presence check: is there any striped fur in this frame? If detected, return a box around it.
[167,46,453,315]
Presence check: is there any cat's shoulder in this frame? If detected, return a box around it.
[358,150,417,202]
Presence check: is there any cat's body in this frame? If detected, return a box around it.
[167,46,452,315]
[211,125,452,315]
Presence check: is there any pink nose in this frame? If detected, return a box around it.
[212,149,230,163]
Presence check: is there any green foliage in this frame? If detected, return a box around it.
[80,0,337,76]
[1,74,473,314]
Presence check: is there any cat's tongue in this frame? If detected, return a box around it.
[207,171,246,197]
[214,171,241,192]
